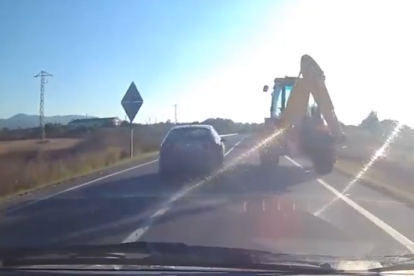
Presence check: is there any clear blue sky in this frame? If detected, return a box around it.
[3,1,408,126]
[0,0,292,123]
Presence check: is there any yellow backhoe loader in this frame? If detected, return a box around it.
[259,54,346,175]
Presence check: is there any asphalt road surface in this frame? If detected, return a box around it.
[1,134,414,259]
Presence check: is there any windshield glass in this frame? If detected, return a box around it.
[165,127,213,143]
[1,0,414,272]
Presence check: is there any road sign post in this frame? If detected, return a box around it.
[130,123,134,159]
[121,82,144,158]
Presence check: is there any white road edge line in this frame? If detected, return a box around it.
[5,159,159,213]
[122,137,245,243]
[284,155,414,253]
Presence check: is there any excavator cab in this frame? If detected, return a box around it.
[259,77,296,167]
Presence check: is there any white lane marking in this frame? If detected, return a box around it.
[349,197,408,205]
[224,139,243,155]
[262,200,265,211]
[5,135,243,214]
[122,137,245,243]
[285,156,414,253]
[4,159,158,213]
[243,202,247,212]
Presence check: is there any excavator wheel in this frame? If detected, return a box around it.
[259,149,280,171]
[312,157,334,175]
[301,130,336,175]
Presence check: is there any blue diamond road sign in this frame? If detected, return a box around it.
[121,82,144,122]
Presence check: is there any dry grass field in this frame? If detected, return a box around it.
[0,126,163,200]
[0,138,81,154]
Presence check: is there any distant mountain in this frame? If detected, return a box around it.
[0,114,95,129]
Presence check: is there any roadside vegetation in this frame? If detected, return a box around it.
[0,118,261,200]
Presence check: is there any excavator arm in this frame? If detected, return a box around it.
[282,55,344,142]
[260,55,345,175]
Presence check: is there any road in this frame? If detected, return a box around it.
[1,134,414,259]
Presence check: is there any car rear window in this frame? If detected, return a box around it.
[165,127,213,143]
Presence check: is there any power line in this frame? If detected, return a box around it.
[34,71,53,140]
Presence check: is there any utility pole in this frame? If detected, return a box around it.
[34,71,53,140]
[173,104,178,124]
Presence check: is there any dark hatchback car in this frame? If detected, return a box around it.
[158,124,226,179]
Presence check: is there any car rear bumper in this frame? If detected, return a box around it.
[159,154,216,173]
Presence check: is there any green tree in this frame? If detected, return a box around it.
[359,111,382,135]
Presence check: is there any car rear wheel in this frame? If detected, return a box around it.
[217,154,224,169]
[209,152,224,172]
